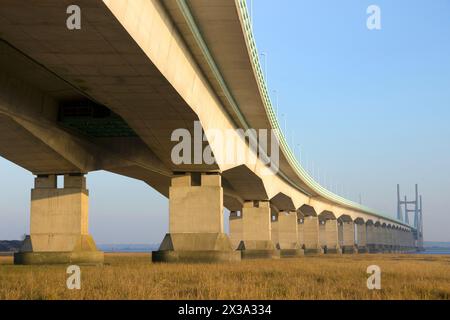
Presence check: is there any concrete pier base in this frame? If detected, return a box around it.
[14,174,103,265]
[304,248,323,255]
[279,248,304,258]
[15,251,102,267]
[152,233,241,263]
[357,246,367,254]
[238,240,279,260]
[152,251,241,263]
[14,235,103,265]
[391,245,401,253]
[341,245,357,254]
[14,251,104,265]
[241,250,280,260]
[324,246,342,254]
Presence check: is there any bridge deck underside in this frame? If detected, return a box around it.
[0,0,412,229]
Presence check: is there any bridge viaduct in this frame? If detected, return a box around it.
[0,0,420,264]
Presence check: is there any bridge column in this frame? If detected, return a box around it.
[398,229,404,252]
[319,220,327,250]
[390,228,397,253]
[238,201,278,259]
[229,211,242,250]
[386,226,394,253]
[397,228,403,253]
[277,211,303,258]
[386,226,393,252]
[297,215,305,251]
[339,220,356,254]
[366,222,378,253]
[400,229,407,252]
[14,174,103,265]
[398,229,405,252]
[303,216,322,254]
[372,224,381,252]
[393,228,399,252]
[152,173,240,263]
[271,212,279,248]
[406,230,413,251]
[376,224,385,252]
[403,230,409,251]
[407,230,415,251]
[326,219,341,254]
[355,220,367,253]
[402,229,408,252]
[319,215,341,254]
[379,225,387,253]
[417,230,424,252]
[338,221,344,248]
[413,230,419,252]
[383,225,392,253]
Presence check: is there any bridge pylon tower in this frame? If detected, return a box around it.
[397,184,424,251]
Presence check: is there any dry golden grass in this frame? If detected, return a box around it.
[0,253,449,300]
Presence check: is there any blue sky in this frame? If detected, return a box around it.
[0,0,449,243]
[250,0,450,241]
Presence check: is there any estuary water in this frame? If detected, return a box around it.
[420,248,450,255]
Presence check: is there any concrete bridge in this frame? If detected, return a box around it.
[0,0,421,264]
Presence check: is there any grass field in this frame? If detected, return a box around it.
[0,253,449,300]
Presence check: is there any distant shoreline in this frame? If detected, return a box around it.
[2,241,450,255]
[1,250,449,256]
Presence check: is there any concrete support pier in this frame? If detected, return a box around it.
[303,215,323,254]
[14,174,103,265]
[386,226,394,253]
[366,222,378,253]
[391,228,400,253]
[374,223,384,253]
[355,219,367,253]
[297,216,305,251]
[237,201,278,260]
[339,219,357,254]
[407,230,415,252]
[271,213,279,249]
[277,211,303,258]
[319,221,327,250]
[319,212,341,254]
[229,211,242,250]
[324,219,342,254]
[400,229,407,252]
[152,173,240,263]
[380,224,389,253]
[399,229,406,252]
